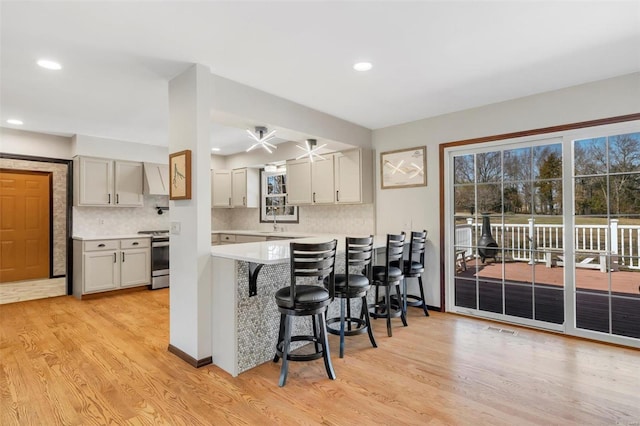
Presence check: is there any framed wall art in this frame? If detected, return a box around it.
[169,149,192,200]
[380,146,427,189]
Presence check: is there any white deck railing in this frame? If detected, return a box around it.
[456,219,640,270]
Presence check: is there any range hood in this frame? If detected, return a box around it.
[143,162,170,195]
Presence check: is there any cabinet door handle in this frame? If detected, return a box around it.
[108,193,111,204]
[336,190,339,202]
[98,243,105,248]
[313,192,316,203]
[116,194,119,204]
[132,242,139,246]
[122,252,125,262]
[228,197,231,206]
[113,253,117,263]
[243,196,246,206]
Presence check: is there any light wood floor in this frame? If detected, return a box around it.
[0,277,66,305]
[1,289,638,425]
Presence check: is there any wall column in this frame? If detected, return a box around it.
[168,64,212,365]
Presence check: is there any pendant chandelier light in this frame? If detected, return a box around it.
[295,139,327,162]
[246,126,277,153]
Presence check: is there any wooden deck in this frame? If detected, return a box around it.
[455,260,640,338]
[459,260,640,295]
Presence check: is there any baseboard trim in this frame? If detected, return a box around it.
[427,304,442,312]
[168,344,213,368]
[80,286,147,300]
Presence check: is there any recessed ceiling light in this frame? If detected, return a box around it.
[211,148,221,152]
[37,59,62,70]
[353,62,372,72]
[6,118,23,125]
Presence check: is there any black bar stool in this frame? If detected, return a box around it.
[273,240,337,387]
[392,230,429,317]
[369,233,407,337]
[324,236,376,358]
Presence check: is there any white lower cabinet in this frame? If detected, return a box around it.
[73,237,150,298]
[83,251,119,293]
[120,248,150,287]
[235,235,267,243]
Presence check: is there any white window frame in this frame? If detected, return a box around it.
[260,169,299,223]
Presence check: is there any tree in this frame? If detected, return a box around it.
[608,134,640,215]
[535,152,563,214]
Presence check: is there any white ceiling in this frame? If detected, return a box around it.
[1,1,639,155]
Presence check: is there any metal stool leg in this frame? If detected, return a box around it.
[385,285,392,337]
[418,276,429,316]
[278,315,292,387]
[361,295,377,348]
[339,297,346,358]
[319,311,336,380]
[273,313,285,363]
[396,282,408,327]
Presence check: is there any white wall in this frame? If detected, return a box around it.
[72,134,168,163]
[210,154,226,170]
[373,72,640,309]
[0,127,72,159]
[210,73,372,150]
[168,64,213,362]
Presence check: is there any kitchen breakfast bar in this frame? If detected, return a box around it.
[210,234,386,377]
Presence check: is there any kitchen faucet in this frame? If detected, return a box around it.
[272,208,278,232]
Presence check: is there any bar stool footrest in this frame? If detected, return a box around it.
[368,302,403,319]
[275,335,325,362]
[326,317,368,336]
[390,294,425,307]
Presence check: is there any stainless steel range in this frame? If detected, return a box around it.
[138,230,169,289]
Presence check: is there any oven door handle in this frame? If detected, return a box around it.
[152,242,170,248]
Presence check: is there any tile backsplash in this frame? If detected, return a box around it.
[213,203,375,235]
[73,195,170,236]
[75,198,374,238]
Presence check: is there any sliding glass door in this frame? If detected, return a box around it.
[572,132,640,339]
[450,139,565,330]
[445,124,640,346]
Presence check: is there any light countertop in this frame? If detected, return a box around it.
[212,229,313,238]
[210,234,387,264]
[73,234,151,241]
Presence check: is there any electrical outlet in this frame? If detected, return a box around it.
[170,222,181,235]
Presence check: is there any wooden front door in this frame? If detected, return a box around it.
[0,170,51,283]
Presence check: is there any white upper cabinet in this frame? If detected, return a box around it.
[231,168,259,208]
[114,160,144,206]
[74,156,144,207]
[212,168,259,208]
[286,156,336,205]
[334,148,373,204]
[212,170,232,207]
[285,158,313,205]
[76,157,113,206]
[287,148,372,206]
[311,156,335,204]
